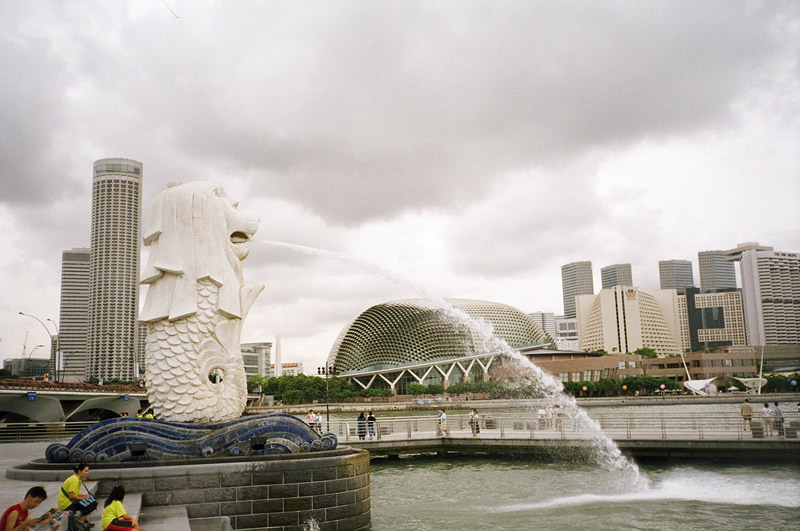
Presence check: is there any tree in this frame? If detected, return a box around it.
[405,383,427,395]
[633,347,658,358]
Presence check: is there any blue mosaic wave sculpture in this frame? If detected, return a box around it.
[46,413,338,463]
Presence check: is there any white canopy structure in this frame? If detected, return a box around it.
[732,377,768,394]
[683,378,717,396]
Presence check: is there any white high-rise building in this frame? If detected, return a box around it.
[86,158,143,380]
[658,259,694,294]
[725,243,800,346]
[698,250,736,290]
[241,342,272,377]
[561,261,594,319]
[576,286,682,356]
[528,312,556,339]
[601,263,633,289]
[58,247,90,382]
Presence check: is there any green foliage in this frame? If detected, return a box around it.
[246,374,395,403]
[764,374,799,393]
[633,347,658,358]
[405,383,427,395]
[426,384,445,395]
[0,368,15,379]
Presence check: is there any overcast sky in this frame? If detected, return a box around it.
[1,0,798,373]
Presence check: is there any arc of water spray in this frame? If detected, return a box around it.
[259,240,645,485]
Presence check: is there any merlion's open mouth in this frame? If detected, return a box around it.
[230,231,250,244]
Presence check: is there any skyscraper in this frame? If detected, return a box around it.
[58,247,90,382]
[561,261,594,319]
[528,312,556,339]
[576,286,681,356]
[601,263,633,289]
[677,288,746,352]
[698,250,736,290]
[724,242,800,346]
[658,259,694,294]
[86,158,143,380]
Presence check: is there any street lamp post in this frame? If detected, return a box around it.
[19,312,57,380]
[317,365,337,432]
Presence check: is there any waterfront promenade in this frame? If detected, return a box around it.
[1,408,798,527]
[329,411,800,462]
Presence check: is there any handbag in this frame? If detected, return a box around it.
[77,495,97,511]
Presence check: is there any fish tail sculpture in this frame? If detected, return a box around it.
[139,181,263,423]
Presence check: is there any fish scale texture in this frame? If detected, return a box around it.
[146,279,247,422]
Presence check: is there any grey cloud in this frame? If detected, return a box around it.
[4,1,788,223]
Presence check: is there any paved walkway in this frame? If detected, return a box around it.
[1,441,62,521]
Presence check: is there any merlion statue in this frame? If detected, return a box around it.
[139,181,263,423]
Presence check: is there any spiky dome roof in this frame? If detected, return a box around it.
[328,298,552,374]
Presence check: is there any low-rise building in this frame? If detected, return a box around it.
[532,353,644,383]
[270,362,304,376]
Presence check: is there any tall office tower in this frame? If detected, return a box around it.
[576,286,682,356]
[698,250,736,290]
[528,312,556,340]
[601,263,633,289]
[86,158,143,380]
[561,261,594,319]
[724,242,800,345]
[58,247,90,382]
[658,259,694,294]
[677,288,746,352]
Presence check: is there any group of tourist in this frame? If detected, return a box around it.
[356,411,377,440]
[740,399,797,437]
[306,410,323,433]
[1,463,140,531]
[537,404,567,431]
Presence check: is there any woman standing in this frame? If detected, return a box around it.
[357,412,367,440]
[101,485,140,531]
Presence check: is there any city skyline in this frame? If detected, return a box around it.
[2,2,799,374]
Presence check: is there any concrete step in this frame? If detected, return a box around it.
[139,505,192,531]
[188,516,233,531]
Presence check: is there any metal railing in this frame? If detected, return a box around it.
[329,412,800,442]
[2,413,797,444]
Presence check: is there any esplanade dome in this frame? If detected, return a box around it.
[328,298,553,374]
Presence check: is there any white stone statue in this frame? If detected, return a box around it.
[139,181,263,423]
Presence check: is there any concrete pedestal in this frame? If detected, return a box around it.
[9,447,370,530]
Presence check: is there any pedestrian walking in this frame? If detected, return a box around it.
[437,408,448,437]
[469,408,480,436]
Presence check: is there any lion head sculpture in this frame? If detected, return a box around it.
[140,181,260,322]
